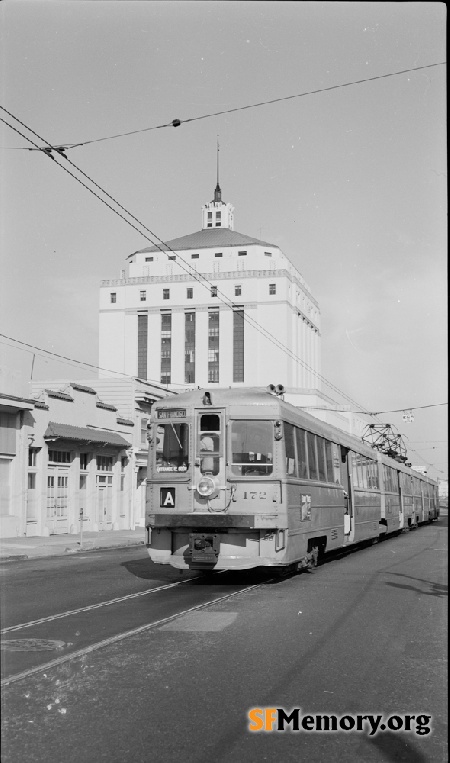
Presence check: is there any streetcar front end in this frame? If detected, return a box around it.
[145,390,287,571]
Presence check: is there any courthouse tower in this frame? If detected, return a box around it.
[99,184,321,392]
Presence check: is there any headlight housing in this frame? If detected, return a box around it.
[197,476,216,497]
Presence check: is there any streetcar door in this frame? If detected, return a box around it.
[193,410,227,511]
[340,447,354,542]
[398,471,405,529]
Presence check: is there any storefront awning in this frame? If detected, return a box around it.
[44,422,131,448]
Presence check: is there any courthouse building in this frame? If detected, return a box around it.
[99,182,360,433]
[99,183,321,391]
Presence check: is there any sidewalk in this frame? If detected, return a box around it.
[0,528,146,562]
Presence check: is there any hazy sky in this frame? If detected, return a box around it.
[0,2,447,479]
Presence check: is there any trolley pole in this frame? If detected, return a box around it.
[79,507,84,550]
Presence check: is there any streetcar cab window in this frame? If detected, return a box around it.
[231,420,273,476]
[198,414,221,476]
[155,423,189,472]
[307,432,318,480]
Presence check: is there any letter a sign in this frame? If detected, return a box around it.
[160,487,175,508]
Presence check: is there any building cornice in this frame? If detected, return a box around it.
[101,269,319,308]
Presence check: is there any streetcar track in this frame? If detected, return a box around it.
[0,574,211,635]
[1,526,437,636]
[1,581,265,687]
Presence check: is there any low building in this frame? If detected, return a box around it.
[0,378,174,538]
[0,392,35,538]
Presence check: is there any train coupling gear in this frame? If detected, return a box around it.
[189,533,220,563]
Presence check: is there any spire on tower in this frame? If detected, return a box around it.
[214,137,221,202]
[201,139,234,230]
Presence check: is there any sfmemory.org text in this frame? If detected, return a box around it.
[247,708,431,736]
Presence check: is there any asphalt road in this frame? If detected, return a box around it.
[1,516,447,763]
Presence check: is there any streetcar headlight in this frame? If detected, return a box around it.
[197,477,216,497]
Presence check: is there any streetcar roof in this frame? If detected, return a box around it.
[151,387,437,484]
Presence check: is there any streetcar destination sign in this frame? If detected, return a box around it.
[157,409,186,419]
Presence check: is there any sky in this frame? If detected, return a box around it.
[0,1,447,480]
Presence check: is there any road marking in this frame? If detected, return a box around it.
[1,639,66,652]
[1,582,263,687]
[0,575,208,635]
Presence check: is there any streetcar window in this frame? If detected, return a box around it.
[325,441,334,482]
[384,465,393,492]
[200,414,220,432]
[360,456,368,489]
[155,423,189,472]
[296,428,308,479]
[367,460,379,490]
[352,453,359,487]
[316,436,327,482]
[198,414,221,476]
[285,423,296,476]
[231,420,273,476]
[307,432,318,481]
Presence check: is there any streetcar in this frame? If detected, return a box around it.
[145,386,439,571]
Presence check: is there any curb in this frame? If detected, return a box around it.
[0,540,146,563]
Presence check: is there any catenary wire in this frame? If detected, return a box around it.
[2,334,446,475]
[2,109,445,459]
[0,336,187,390]
[2,108,446,454]
[0,111,435,424]
[1,62,446,152]
[4,330,447,419]
[1,110,374,415]
[2,333,447,474]
[303,402,448,414]
[1,331,446,417]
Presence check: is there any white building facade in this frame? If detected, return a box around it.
[99,185,322,393]
[0,378,175,538]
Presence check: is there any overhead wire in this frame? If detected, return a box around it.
[1,64,446,469]
[1,62,446,152]
[1,86,446,459]
[1,107,375,416]
[302,402,448,414]
[2,334,446,476]
[3,330,447,419]
[0,335,187,390]
[2,108,442,427]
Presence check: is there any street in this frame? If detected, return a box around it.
[1,516,447,763]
